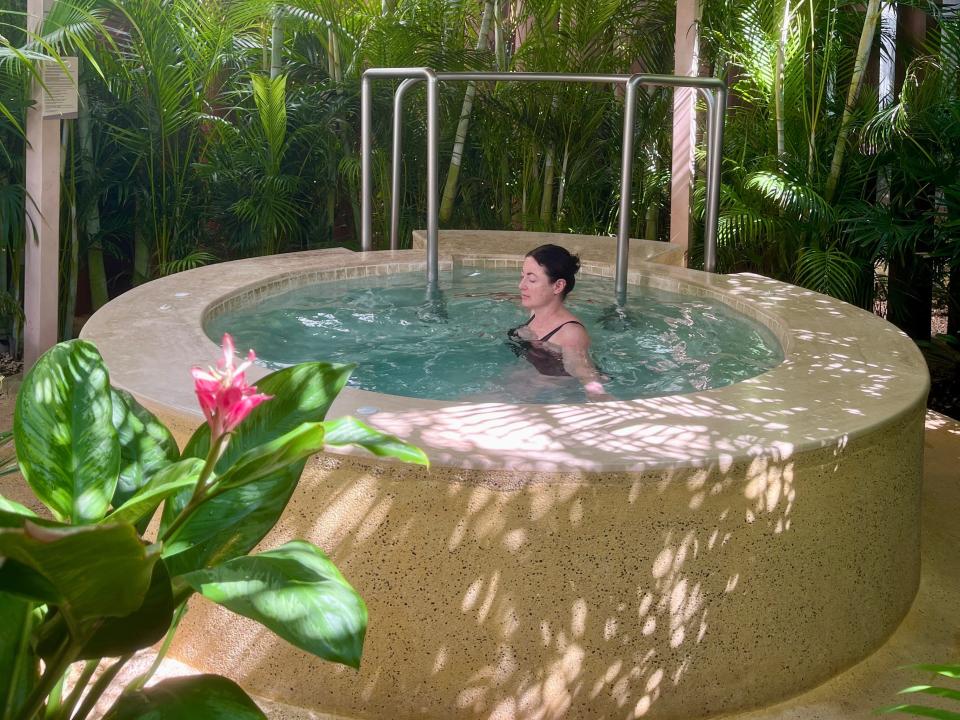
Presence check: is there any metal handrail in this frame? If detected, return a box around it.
[360,68,727,299]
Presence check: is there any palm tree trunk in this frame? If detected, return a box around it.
[824,0,881,202]
[494,0,503,69]
[439,0,494,224]
[79,79,108,310]
[270,11,283,79]
[539,145,555,227]
[11,245,22,358]
[61,123,79,340]
[331,30,342,84]
[133,198,150,285]
[775,0,791,161]
[645,202,659,241]
[555,135,570,223]
[326,29,336,80]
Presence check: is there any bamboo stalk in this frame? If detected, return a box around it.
[775,0,791,161]
[439,0,494,224]
[824,0,881,202]
[62,123,79,340]
[555,134,570,223]
[78,78,108,310]
[539,144,554,226]
[270,9,283,79]
[645,201,659,241]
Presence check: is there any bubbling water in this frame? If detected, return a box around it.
[205,268,783,403]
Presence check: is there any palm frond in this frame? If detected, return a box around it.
[793,245,862,302]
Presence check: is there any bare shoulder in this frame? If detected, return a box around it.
[553,320,590,349]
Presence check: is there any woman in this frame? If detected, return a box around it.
[508,244,609,399]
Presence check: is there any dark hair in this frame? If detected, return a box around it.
[526,244,581,298]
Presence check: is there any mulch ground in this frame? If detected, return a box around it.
[0,354,22,378]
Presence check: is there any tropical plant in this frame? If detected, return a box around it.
[0,0,109,351]
[881,663,960,719]
[846,36,960,340]
[0,334,427,719]
[697,0,882,301]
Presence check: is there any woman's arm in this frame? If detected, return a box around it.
[555,325,611,400]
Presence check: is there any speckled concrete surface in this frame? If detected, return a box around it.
[164,409,923,719]
[410,229,686,268]
[76,235,930,718]
[0,400,954,719]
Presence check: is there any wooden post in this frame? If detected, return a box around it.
[670,0,700,263]
[23,0,62,369]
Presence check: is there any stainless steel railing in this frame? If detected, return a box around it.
[360,68,726,299]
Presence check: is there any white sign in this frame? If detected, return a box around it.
[41,56,78,119]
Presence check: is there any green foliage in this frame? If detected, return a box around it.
[881,664,960,719]
[793,246,863,303]
[102,675,267,720]
[14,341,119,524]
[182,540,367,668]
[0,338,427,718]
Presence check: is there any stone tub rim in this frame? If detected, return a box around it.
[80,245,930,476]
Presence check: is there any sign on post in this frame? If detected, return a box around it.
[40,56,78,119]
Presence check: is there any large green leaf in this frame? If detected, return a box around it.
[0,592,39,720]
[160,363,353,576]
[182,541,366,668]
[76,561,175,660]
[0,521,159,633]
[0,496,37,517]
[212,423,327,493]
[101,674,266,720]
[105,458,204,527]
[14,340,119,524]
[111,388,181,512]
[323,416,429,466]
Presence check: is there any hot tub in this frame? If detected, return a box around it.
[81,232,928,719]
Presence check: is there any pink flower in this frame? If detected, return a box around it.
[192,334,272,440]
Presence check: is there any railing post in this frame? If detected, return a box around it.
[390,78,420,250]
[361,73,373,251]
[616,77,640,305]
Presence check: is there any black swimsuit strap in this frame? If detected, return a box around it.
[539,320,584,342]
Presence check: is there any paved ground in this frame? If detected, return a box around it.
[2,374,958,719]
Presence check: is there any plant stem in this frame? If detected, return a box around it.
[824,0,881,202]
[124,604,187,693]
[55,661,98,720]
[439,0,494,224]
[42,675,63,720]
[160,434,228,542]
[70,655,132,720]
[15,638,77,720]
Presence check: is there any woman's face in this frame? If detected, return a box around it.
[519,256,565,309]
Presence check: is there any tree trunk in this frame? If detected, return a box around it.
[824,0,881,202]
[61,123,79,340]
[887,254,933,342]
[270,12,283,79]
[949,261,960,337]
[539,145,554,227]
[775,0,790,161]
[79,79,108,310]
[555,136,570,223]
[645,202,659,241]
[133,198,150,285]
[11,246,22,358]
[438,0,494,224]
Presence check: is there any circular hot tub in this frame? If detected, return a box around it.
[81,233,928,719]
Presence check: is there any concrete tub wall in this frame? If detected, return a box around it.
[164,402,924,720]
[78,237,929,719]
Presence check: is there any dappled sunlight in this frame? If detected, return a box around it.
[87,254,927,718]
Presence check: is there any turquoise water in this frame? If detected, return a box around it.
[206,268,783,403]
